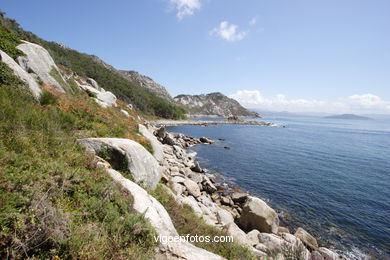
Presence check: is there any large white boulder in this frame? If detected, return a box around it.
[77,81,117,108]
[139,124,165,162]
[16,41,66,93]
[0,50,42,98]
[294,227,318,251]
[77,138,162,189]
[238,196,279,234]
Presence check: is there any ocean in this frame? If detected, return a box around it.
[167,116,390,259]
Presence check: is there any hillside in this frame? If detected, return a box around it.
[0,12,185,119]
[118,70,174,102]
[174,92,260,118]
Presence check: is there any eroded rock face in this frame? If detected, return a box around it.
[16,41,66,93]
[77,81,117,108]
[0,50,42,98]
[139,124,165,162]
[294,227,318,251]
[238,196,279,234]
[77,138,162,190]
[174,92,260,118]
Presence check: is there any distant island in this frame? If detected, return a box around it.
[324,114,373,120]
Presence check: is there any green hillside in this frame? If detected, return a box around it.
[0,11,185,119]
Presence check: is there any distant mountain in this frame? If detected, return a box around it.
[118,70,174,102]
[324,114,373,120]
[174,92,260,118]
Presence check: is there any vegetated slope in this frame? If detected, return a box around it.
[0,52,158,258]
[0,11,185,119]
[174,92,260,118]
[118,70,174,102]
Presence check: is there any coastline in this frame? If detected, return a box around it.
[152,119,278,127]
[145,123,348,260]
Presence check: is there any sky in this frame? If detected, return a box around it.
[1,0,390,114]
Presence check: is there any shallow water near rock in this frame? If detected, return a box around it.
[168,116,390,259]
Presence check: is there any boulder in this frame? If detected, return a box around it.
[78,81,117,108]
[0,50,42,98]
[171,176,186,184]
[183,179,202,197]
[202,176,217,193]
[16,41,66,93]
[231,192,248,204]
[188,172,203,184]
[179,196,203,217]
[246,229,261,246]
[163,133,177,146]
[294,227,318,251]
[139,124,164,162]
[191,161,203,173]
[200,137,214,144]
[223,222,253,246]
[311,251,325,260]
[171,183,184,196]
[278,226,290,234]
[216,208,234,226]
[238,196,279,234]
[318,247,339,260]
[77,138,162,189]
[258,233,284,251]
[155,126,167,139]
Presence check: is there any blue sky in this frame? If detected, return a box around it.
[2,0,390,113]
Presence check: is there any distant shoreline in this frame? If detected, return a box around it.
[153,119,278,127]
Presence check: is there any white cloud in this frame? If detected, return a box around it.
[249,16,257,26]
[229,90,390,114]
[210,21,246,41]
[168,0,201,20]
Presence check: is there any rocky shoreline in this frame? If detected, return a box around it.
[153,119,277,127]
[145,124,347,260]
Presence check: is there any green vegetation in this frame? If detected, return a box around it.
[0,11,186,119]
[151,184,256,260]
[0,61,25,87]
[0,64,158,259]
[0,28,25,59]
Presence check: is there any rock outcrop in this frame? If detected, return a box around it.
[77,138,163,190]
[97,163,224,259]
[294,227,318,251]
[0,50,42,98]
[16,41,66,93]
[139,124,165,162]
[174,92,260,118]
[77,78,117,108]
[238,196,279,234]
[119,70,174,102]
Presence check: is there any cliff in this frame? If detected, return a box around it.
[118,70,174,102]
[174,92,260,118]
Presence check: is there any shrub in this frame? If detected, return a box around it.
[0,28,25,59]
[39,90,58,105]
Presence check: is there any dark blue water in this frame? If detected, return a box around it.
[168,117,390,259]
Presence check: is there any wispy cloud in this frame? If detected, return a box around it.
[210,21,246,42]
[168,0,202,20]
[249,16,258,26]
[229,90,390,114]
